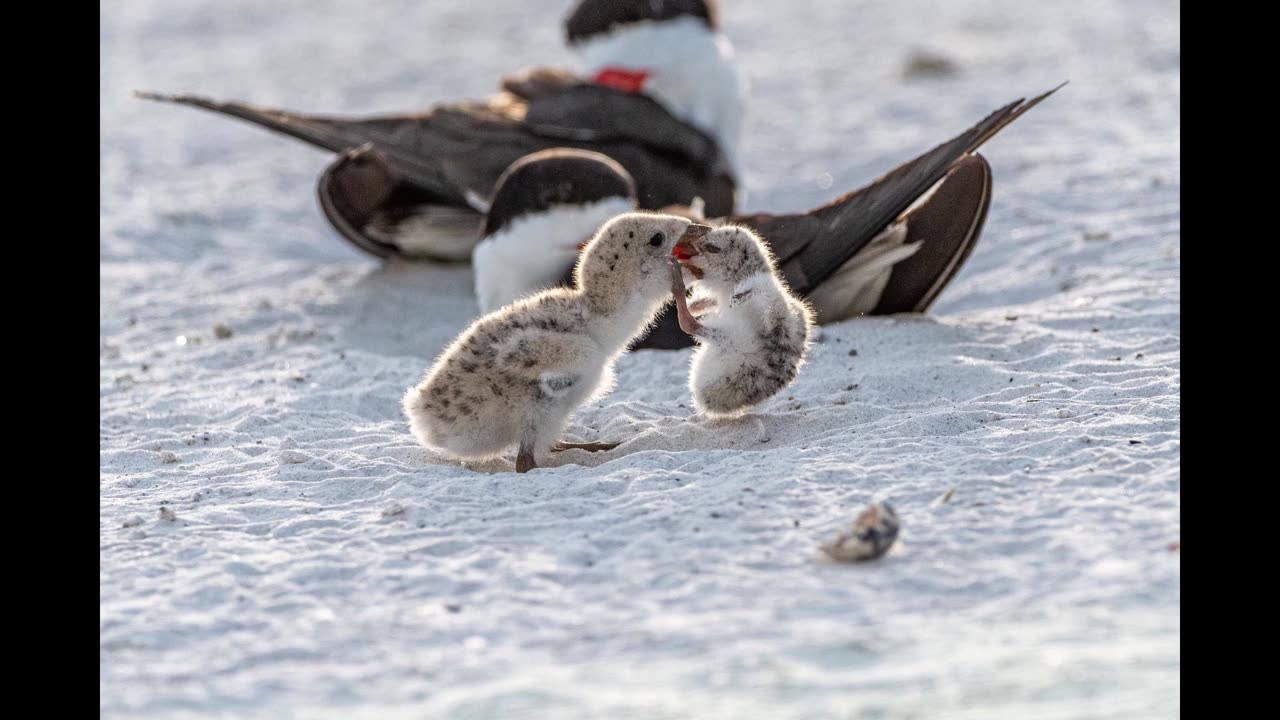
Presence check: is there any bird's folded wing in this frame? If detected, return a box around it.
[505,68,724,175]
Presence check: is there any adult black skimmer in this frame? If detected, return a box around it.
[136,0,746,262]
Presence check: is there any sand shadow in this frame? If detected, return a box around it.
[325,259,482,360]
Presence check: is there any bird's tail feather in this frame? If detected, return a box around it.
[773,82,1065,291]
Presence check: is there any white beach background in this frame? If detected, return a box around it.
[100,0,1180,717]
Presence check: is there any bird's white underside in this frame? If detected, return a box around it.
[472,198,636,313]
[689,270,809,416]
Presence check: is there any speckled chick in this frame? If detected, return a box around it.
[404,212,710,472]
[669,224,814,417]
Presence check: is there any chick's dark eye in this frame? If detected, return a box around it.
[704,244,722,254]
[649,232,665,247]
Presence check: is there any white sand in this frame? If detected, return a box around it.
[101,0,1180,716]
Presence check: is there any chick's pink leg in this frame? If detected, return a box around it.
[516,433,537,473]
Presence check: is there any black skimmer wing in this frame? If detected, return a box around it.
[136,71,734,233]
[505,69,725,179]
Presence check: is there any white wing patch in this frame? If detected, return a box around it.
[805,221,922,323]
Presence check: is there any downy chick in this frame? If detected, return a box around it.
[404,213,712,472]
[669,225,814,417]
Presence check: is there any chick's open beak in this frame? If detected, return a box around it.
[672,223,713,262]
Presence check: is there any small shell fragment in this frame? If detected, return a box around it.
[821,502,900,562]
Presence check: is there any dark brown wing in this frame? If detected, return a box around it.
[505,69,725,177]
[872,153,993,314]
[137,73,735,216]
[728,83,1065,292]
